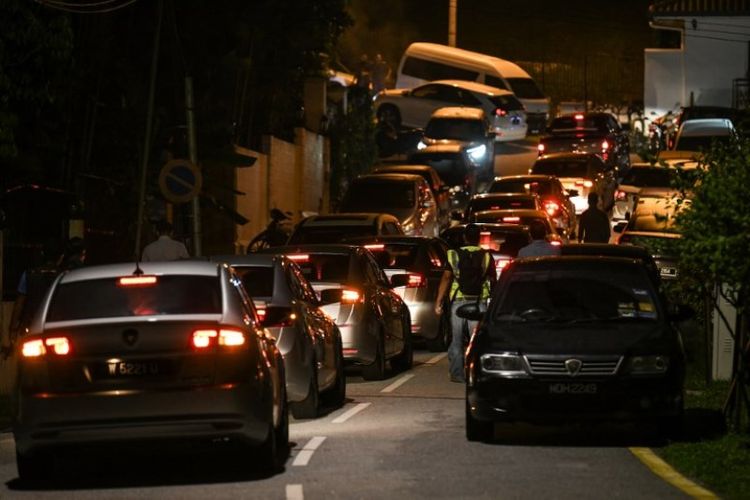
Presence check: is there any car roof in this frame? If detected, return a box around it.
[343,235,433,245]
[211,253,279,267]
[58,261,222,284]
[678,118,734,136]
[257,244,360,256]
[537,152,601,162]
[429,79,514,96]
[429,107,486,120]
[471,192,537,200]
[442,223,530,233]
[559,243,652,259]
[300,213,398,226]
[628,161,698,171]
[510,255,647,269]
[474,208,548,217]
[354,173,426,184]
[493,174,556,182]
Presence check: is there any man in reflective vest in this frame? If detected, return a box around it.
[435,224,495,383]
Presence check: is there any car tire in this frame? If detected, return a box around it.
[323,335,346,408]
[361,327,386,381]
[465,400,494,442]
[16,449,53,483]
[390,315,413,372]
[426,310,450,352]
[290,358,320,419]
[377,104,401,130]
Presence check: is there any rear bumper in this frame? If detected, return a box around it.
[406,301,439,340]
[13,383,272,454]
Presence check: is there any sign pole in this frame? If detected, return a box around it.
[185,76,202,257]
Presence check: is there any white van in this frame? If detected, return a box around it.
[396,42,550,133]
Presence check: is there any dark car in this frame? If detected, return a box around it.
[460,256,687,441]
[462,193,542,222]
[488,174,577,239]
[538,112,630,172]
[469,208,565,245]
[213,254,346,419]
[559,243,660,284]
[408,143,478,210]
[344,235,452,352]
[287,213,403,245]
[13,261,289,480]
[259,244,412,381]
[440,223,532,279]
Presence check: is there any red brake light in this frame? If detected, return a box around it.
[575,114,584,120]
[288,254,310,262]
[537,143,545,154]
[615,190,627,201]
[341,289,362,303]
[544,201,560,216]
[550,240,562,246]
[503,216,521,223]
[22,337,71,357]
[601,140,610,151]
[45,337,71,356]
[192,329,218,349]
[364,244,385,251]
[219,329,246,346]
[118,275,158,287]
[256,307,267,319]
[22,339,45,358]
[406,273,426,288]
[479,231,492,250]
[495,108,507,117]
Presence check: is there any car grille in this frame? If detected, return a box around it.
[524,355,622,376]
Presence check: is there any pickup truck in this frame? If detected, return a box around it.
[537,112,630,173]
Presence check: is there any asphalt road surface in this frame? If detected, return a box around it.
[0,349,687,499]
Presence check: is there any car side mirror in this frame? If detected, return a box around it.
[668,303,695,322]
[319,288,341,305]
[390,273,409,288]
[613,221,627,233]
[455,303,484,321]
[260,305,295,327]
[566,189,579,198]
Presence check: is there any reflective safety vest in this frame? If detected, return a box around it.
[447,246,492,301]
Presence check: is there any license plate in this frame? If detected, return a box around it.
[660,267,677,278]
[549,383,598,394]
[103,360,167,377]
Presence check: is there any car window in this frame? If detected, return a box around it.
[469,196,537,213]
[428,241,447,269]
[488,94,524,111]
[505,77,545,99]
[46,275,222,321]
[484,75,509,90]
[401,57,479,82]
[363,252,389,285]
[489,179,553,196]
[369,243,421,270]
[340,180,416,212]
[295,253,351,282]
[425,118,486,141]
[457,89,481,106]
[411,84,442,100]
[285,264,305,300]
[532,160,589,178]
[477,229,531,255]
[434,85,463,104]
[236,266,275,297]
[383,221,402,235]
[230,271,259,324]
[290,226,379,244]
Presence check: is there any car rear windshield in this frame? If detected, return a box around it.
[532,160,589,178]
[368,243,421,269]
[236,266,275,297]
[295,254,351,282]
[442,228,531,255]
[506,78,545,99]
[425,118,486,141]
[290,226,378,244]
[341,180,416,211]
[675,135,731,151]
[488,94,524,111]
[472,213,550,231]
[469,196,536,213]
[46,275,222,321]
[493,265,658,323]
[490,179,554,195]
[621,168,676,188]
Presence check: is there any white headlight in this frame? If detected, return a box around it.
[417,141,427,150]
[467,144,487,162]
[480,353,529,378]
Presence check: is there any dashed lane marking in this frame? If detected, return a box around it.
[331,402,371,424]
[424,352,447,365]
[629,447,718,499]
[286,484,304,500]
[381,374,415,393]
[292,436,326,467]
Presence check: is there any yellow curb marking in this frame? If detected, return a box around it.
[629,447,718,499]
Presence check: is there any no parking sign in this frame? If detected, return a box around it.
[158,159,202,204]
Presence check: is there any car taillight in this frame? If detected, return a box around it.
[550,240,562,246]
[601,140,610,152]
[537,143,545,155]
[192,329,246,349]
[21,337,71,358]
[288,254,310,262]
[406,273,426,288]
[219,329,246,346]
[256,307,267,320]
[502,216,521,223]
[495,258,511,270]
[495,108,507,117]
[192,329,218,349]
[341,289,363,303]
[575,113,584,121]
[544,200,560,216]
[575,180,594,188]
[615,190,627,201]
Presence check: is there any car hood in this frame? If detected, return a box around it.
[422,138,483,149]
[483,321,671,355]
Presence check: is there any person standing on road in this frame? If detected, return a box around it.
[62,236,87,270]
[435,224,496,383]
[578,192,611,243]
[517,220,561,257]
[142,220,190,262]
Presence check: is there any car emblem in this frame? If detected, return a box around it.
[122,329,139,347]
[565,358,582,376]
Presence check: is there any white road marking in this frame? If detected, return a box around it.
[286,484,304,500]
[381,373,415,393]
[424,352,447,365]
[292,436,327,466]
[331,402,371,424]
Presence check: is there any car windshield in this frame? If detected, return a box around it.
[490,179,554,196]
[341,180,416,211]
[469,196,536,213]
[425,118,485,141]
[46,275,222,321]
[295,254,351,282]
[368,243,421,269]
[292,226,378,244]
[675,135,731,151]
[533,160,589,178]
[493,266,658,323]
[621,168,676,188]
[550,116,607,131]
[506,77,545,99]
[236,266,275,297]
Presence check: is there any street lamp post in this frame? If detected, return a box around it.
[448,0,457,47]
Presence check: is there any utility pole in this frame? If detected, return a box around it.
[185,76,202,257]
[134,0,164,259]
[448,0,457,47]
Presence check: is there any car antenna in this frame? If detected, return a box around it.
[132,253,144,276]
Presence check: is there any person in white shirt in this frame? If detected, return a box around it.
[517,220,561,258]
[141,220,190,261]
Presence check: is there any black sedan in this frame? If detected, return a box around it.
[459,256,687,442]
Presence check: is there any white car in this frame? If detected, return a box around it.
[672,118,737,152]
[613,160,697,221]
[374,80,527,142]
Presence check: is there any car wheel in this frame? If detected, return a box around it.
[323,335,346,408]
[290,357,320,419]
[361,328,386,381]
[377,105,401,130]
[256,422,282,474]
[465,399,494,442]
[390,316,413,372]
[426,310,450,352]
[16,449,53,483]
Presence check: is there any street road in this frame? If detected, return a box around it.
[0,349,687,499]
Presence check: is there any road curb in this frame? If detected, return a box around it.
[629,447,718,499]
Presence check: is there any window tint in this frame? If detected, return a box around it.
[427,242,446,268]
[489,179,554,196]
[411,84,442,100]
[477,229,532,255]
[296,254,351,282]
[369,243,421,269]
[484,75,509,90]
[675,135,731,151]
[341,179,416,212]
[457,89,481,106]
[488,94,524,111]
[237,266,275,297]
[425,118,486,141]
[47,275,222,321]
[468,196,538,214]
[290,226,379,244]
[402,57,479,82]
[505,78,545,99]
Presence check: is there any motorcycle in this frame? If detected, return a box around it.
[247,208,293,252]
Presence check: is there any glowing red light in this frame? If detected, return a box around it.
[503,216,521,223]
[406,273,426,288]
[364,244,385,251]
[118,275,157,287]
[601,140,610,151]
[288,254,310,262]
[495,108,507,117]
[537,143,545,154]
[574,114,584,120]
